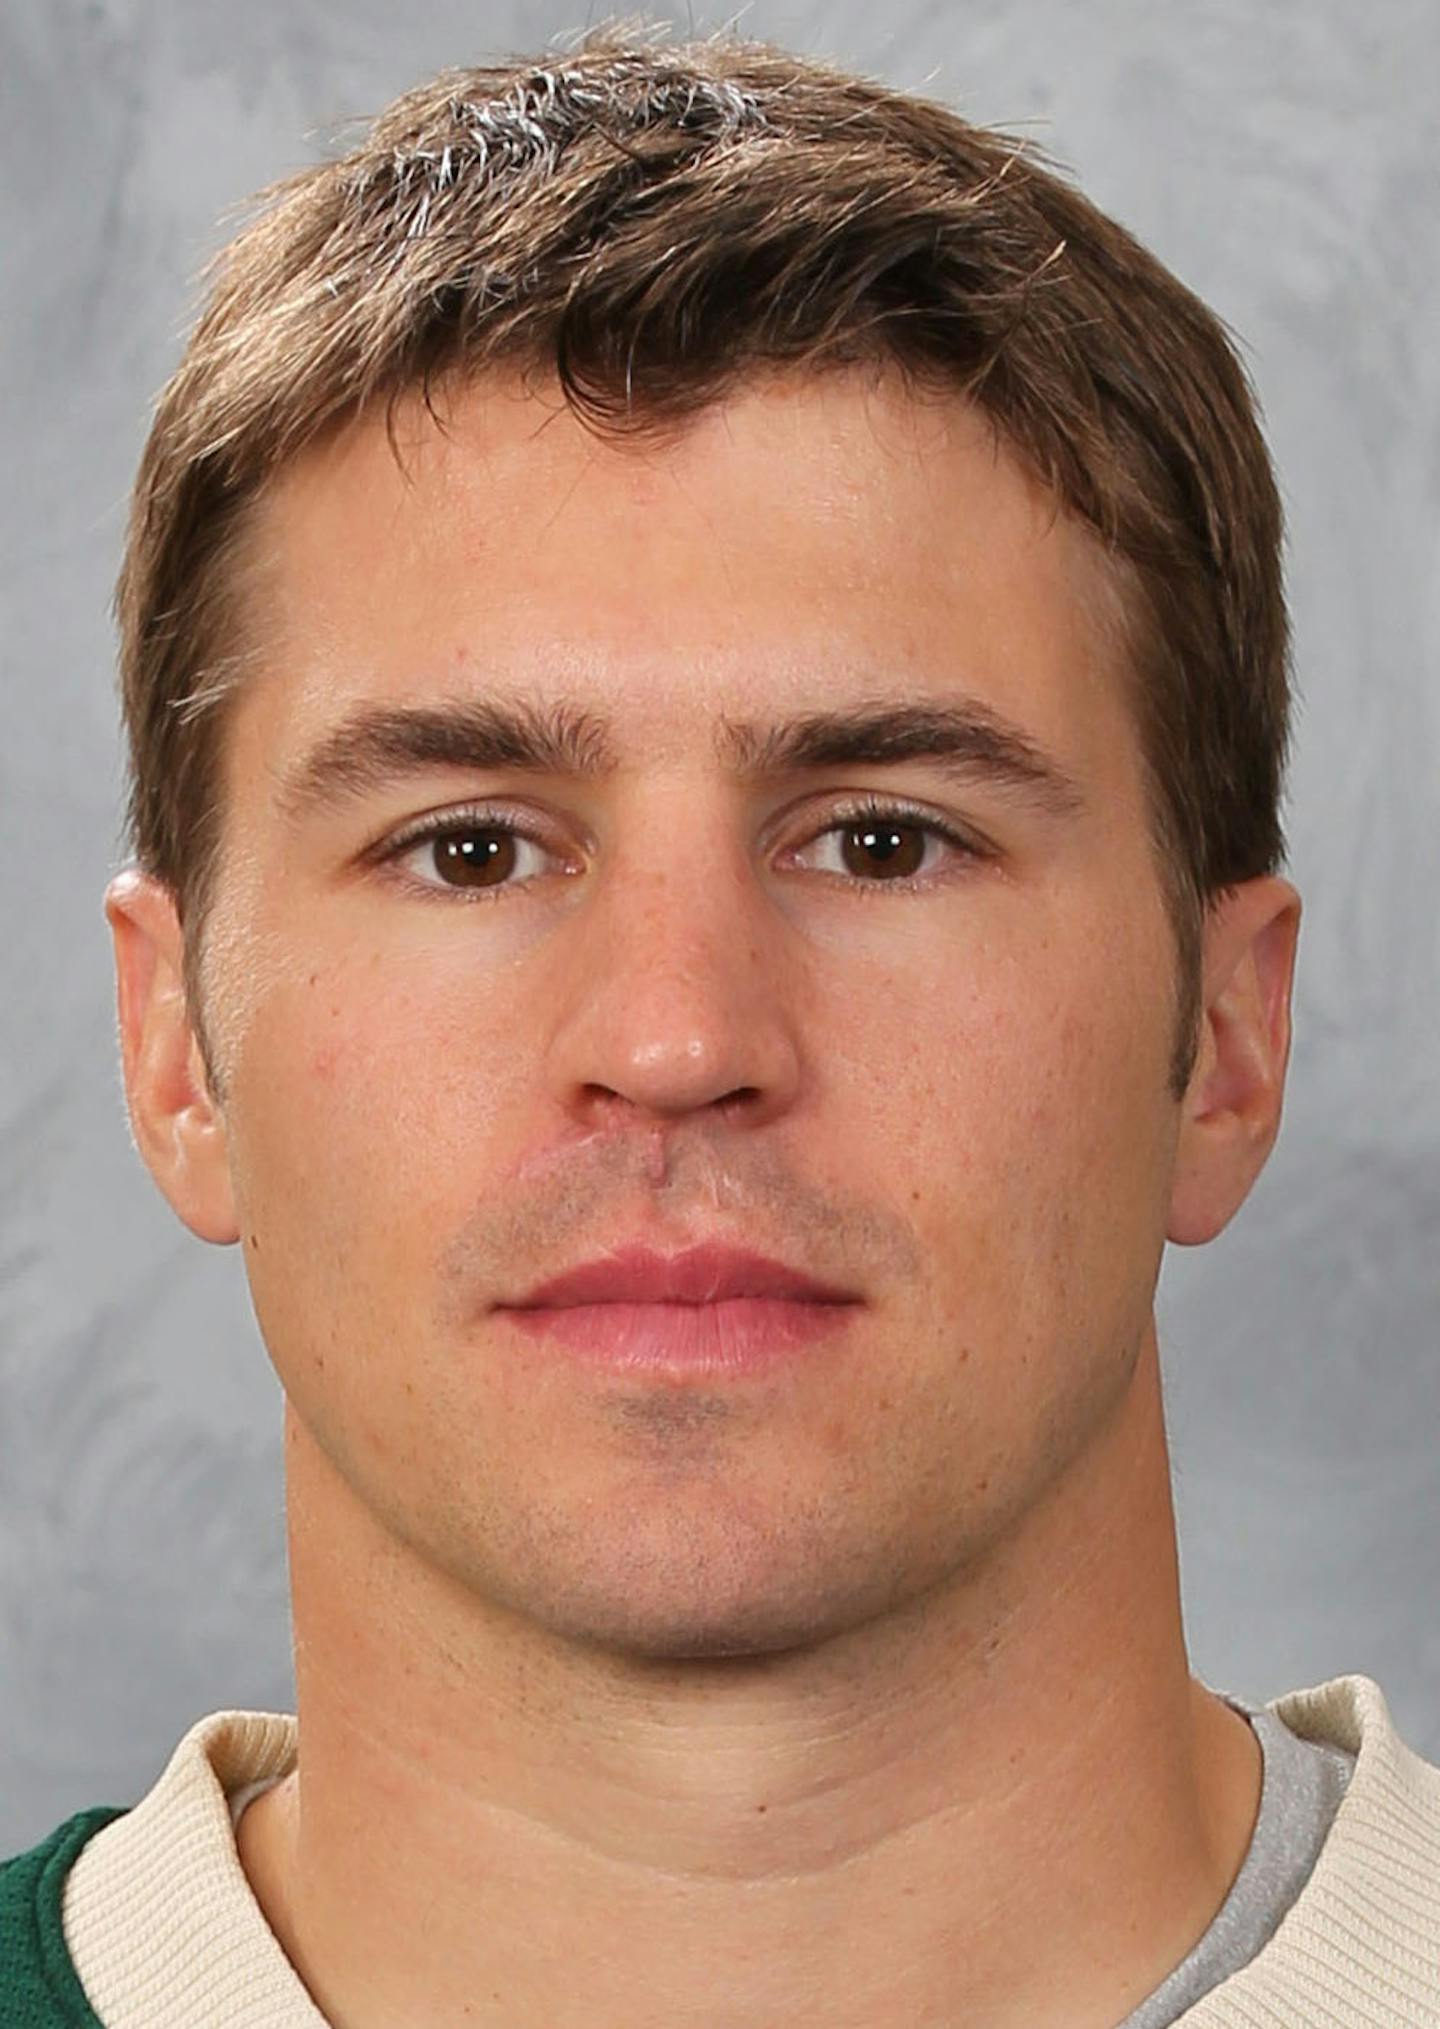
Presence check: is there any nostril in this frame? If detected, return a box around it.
[579,1083,760,1118]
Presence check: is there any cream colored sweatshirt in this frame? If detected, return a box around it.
[26,1674,1440,2025]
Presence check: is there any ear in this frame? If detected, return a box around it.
[1167,875,1302,1247]
[104,869,240,1245]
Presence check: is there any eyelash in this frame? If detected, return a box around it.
[372,796,989,901]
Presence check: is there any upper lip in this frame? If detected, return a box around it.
[504,1243,861,1309]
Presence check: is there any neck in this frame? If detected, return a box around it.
[239,1322,1261,2029]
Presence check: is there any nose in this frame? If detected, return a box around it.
[542,817,805,1134]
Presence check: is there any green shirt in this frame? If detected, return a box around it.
[0,1808,126,2028]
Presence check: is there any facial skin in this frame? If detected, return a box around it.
[109,364,1300,2028]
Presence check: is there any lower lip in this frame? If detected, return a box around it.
[498,1297,860,1376]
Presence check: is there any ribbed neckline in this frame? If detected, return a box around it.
[63,1709,319,2027]
[58,1675,1440,2027]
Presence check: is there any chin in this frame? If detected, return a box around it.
[511,1552,907,1668]
[572,1610,836,1668]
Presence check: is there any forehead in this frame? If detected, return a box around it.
[233,365,1139,800]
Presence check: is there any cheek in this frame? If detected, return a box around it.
[221,959,539,1474]
[224,959,527,1293]
[866,917,1176,1300]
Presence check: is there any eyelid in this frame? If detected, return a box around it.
[806,792,987,850]
[372,799,559,859]
[782,794,990,882]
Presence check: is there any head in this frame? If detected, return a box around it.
[108,25,1299,1661]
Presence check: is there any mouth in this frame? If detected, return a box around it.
[503,1241,861,1310]
[494,1243,863,1377]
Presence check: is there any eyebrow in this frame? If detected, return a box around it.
[275,692,1087,825]
[717,700,1086,818]
[275,698,613,825]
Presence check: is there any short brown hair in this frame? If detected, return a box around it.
[116,19,1290,1101]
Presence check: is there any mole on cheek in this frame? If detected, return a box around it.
[310,1042,341,1082]
[307,991,347,1082]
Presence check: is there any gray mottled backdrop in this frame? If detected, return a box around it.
[2,0,1436,1849]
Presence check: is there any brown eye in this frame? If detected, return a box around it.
[838,821,928,880]
[430,828,519,888]
[790,805,978,886]
[386,817,559,896]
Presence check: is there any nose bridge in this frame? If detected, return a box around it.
[547,795,801,1122]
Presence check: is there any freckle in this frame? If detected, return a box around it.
[756,1802,767,1813]
[911,1189,921,1202]
[977,1477,989,1493]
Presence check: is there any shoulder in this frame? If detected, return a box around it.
[0,1805,128,2028]
[1184,1673,1440,2025]
[1270,1671,1440,1796]
[1270,1671,1440,1881]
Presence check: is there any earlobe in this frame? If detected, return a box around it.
[1166,876,1302,1248]
[104,869,240,1245]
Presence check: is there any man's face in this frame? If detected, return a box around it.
[199,367,1185,1658]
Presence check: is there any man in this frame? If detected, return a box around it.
[3,22,1436,2028]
